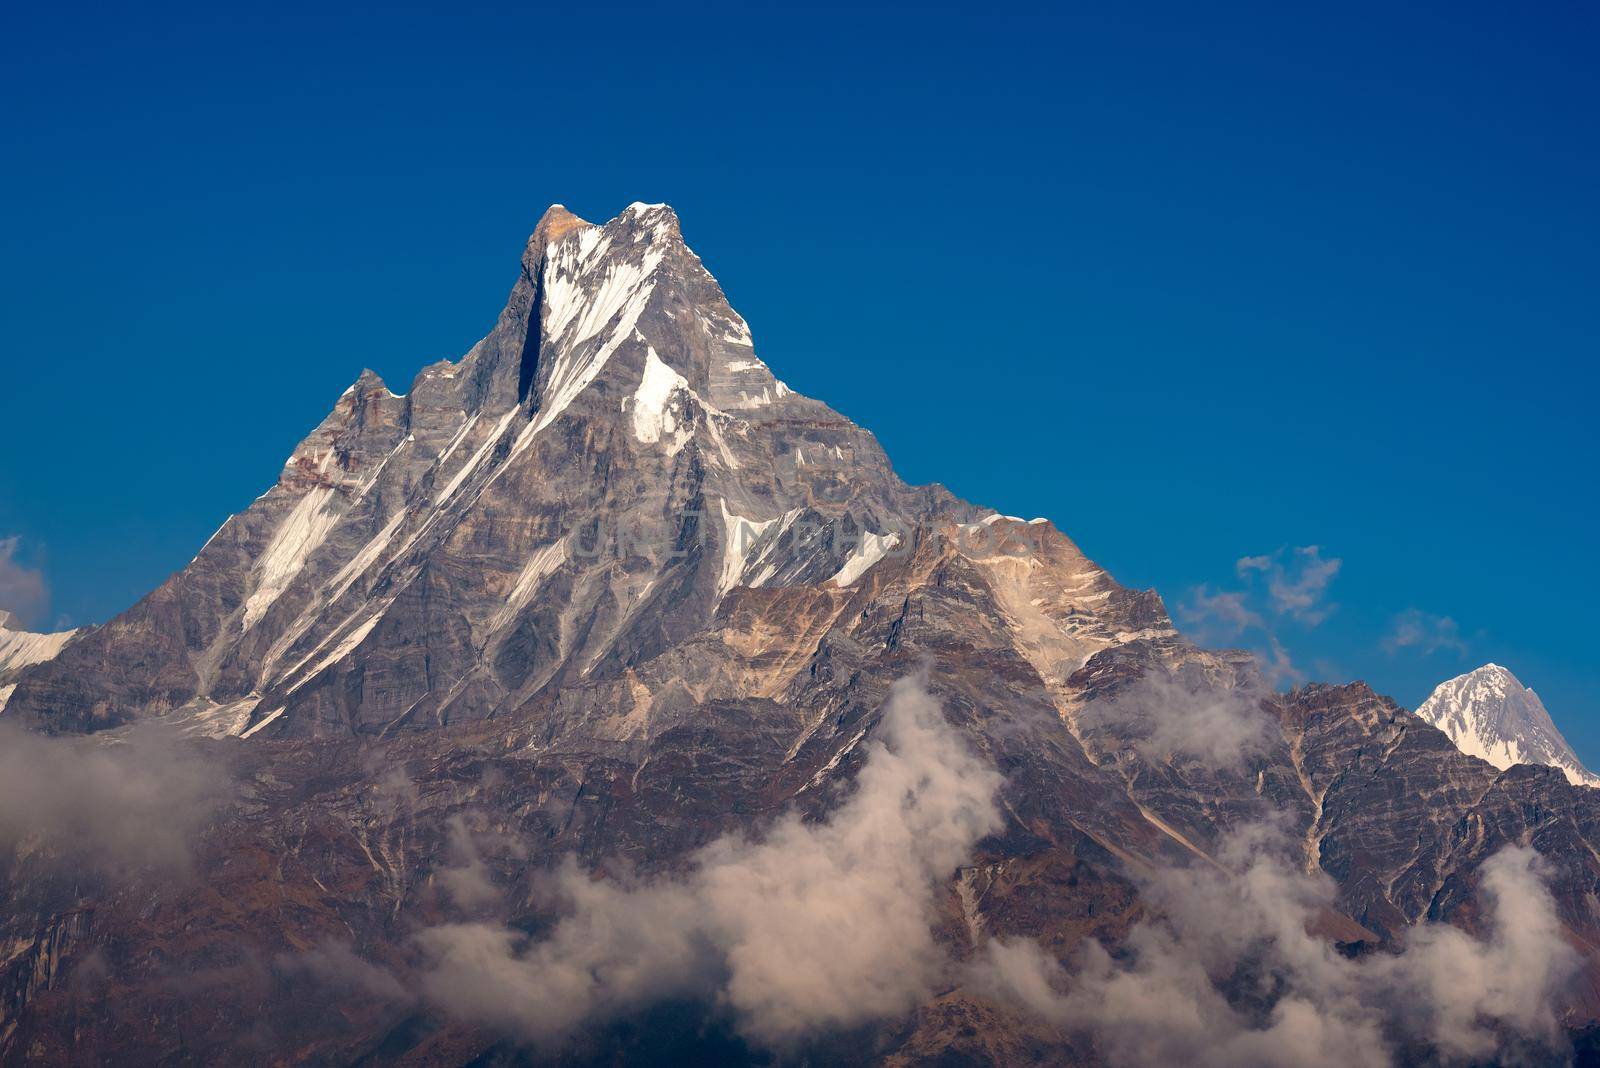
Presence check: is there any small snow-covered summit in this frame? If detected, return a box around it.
[1414,663,1598,787]
[0,612,77,675]
[0,612,78,713]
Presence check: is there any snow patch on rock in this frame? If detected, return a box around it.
[830,531,902,587]
[716,500,779,599]
[243,486,340,629]
[630,347,690,449]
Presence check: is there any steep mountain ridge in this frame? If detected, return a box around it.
[0,613,75,681]
[0,611,76,718]
[1415,663,1599,787]
[4,203,1168,745]
[9,206,998,741]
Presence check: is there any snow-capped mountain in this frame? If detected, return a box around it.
[0,610,76,712]
[6,203,1600,1064]
[1,202,1166,740]
[1414,663,1599,787]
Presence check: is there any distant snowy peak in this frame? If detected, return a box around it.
[1414,664,1598,787]
[0,615,78,713]
[0,615,77,675]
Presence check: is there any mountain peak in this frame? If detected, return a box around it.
[2,198,1176,740]
[618,201,684,245]
[534,202,591,238]
[522,204,595,273]
[12,199,1600,1064]
[0,612,78,687]
[1414,663,1597,786]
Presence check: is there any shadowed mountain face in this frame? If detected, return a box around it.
[3,205,1599,1066]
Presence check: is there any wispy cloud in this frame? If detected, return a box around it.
[276,942,414,1005]
[0,536,50,629]
[1237,545,1342,625]
[272,670,1576,1065]
[1184,586,1264,638]
[1382,608,1468,657]
[0,722,231,873]
[1181,545,1343,686]
[1076,668,1274,770]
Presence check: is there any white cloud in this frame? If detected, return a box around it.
[1237,545,1342,625]
[435,813,513,912]
[1184,586,1264,638]
[283,673,1572,1067]
[974,826,1576,1067]
[417,673,1003,1048]
[276,942,413,1005]
[1180,590,1301,686]
[1181,546,1343,685]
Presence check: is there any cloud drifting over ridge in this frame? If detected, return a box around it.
[417,673,1003,1047]
[0,721,229,872]
[301,675,1579,1066]
[976,827,1576,1067]
[1076,668,1275,770]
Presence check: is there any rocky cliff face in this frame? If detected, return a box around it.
[8,203,1073,741]
[2,205,1597,1066]
[1415,663,1599,787]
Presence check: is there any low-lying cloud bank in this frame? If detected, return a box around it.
[0,721,229,871]
[418,673,1003,1047]
[396,675,1576,1062]
[977,826,1577,1066]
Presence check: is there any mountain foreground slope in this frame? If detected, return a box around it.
[3,204,1599,1066]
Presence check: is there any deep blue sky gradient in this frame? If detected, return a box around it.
[2,3,1596,758]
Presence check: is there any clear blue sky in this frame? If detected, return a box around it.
[2,3,1595,759]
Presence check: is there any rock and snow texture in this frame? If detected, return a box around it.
[1414,663,1599,787]
[0,200,1168,746]
[0,613,77,713]
[9,202,1600,1067]
[0,614,76,678]
[830,531,901,587]
[629,346,690,449]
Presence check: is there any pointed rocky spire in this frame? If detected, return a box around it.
[521,204,594,276]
